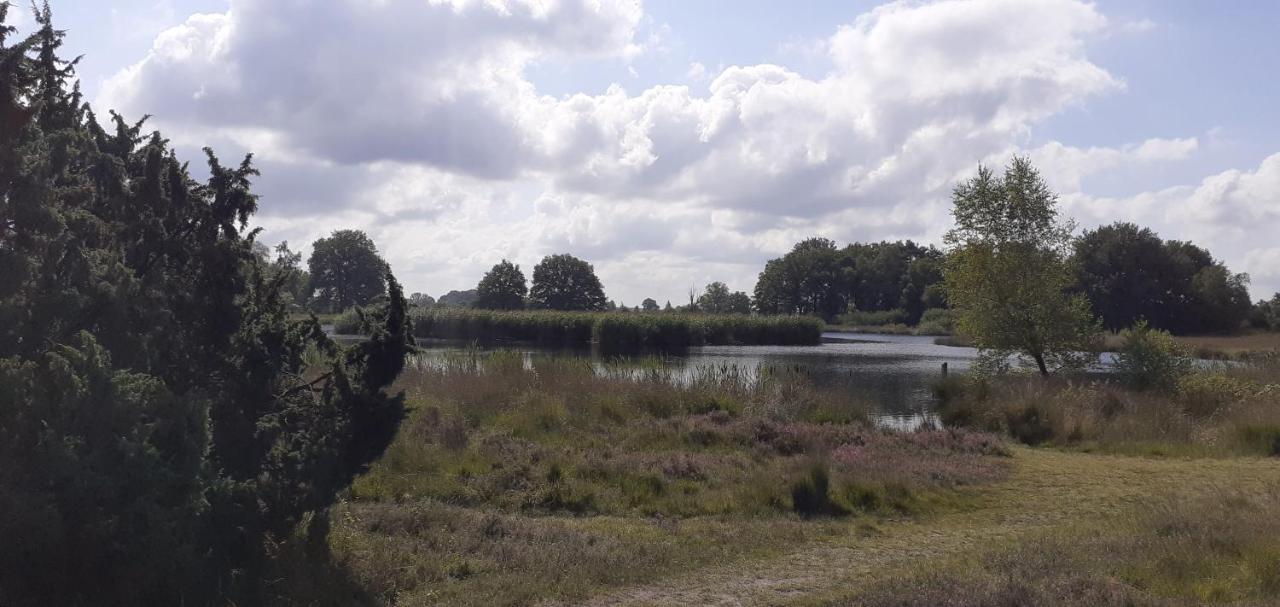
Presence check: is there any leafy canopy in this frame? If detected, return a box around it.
[475,259,527,310]
[308,228,388,313]
[528,253,607,311]
[943,157,1099,375]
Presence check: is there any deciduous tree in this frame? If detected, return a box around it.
[475,259,527,310]
[943,157,1099,376]
[528,254,607,311]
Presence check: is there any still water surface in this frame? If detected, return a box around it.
[405,331,985,429]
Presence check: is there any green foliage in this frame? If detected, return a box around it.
[475,259,527,310]
[943,157,1100,375]
[916,308,955,335]
[696,281,752,314]
[1249,293,1280,331]
[409,308,823,349]
[1071,224,1252,334]
[1114,321,1193,392]
[640,297,659,312]
[0,12,411,605]
[836,308,907,327]
[528,253,608,311]
[753,238,945,323]
[307,229,389,313]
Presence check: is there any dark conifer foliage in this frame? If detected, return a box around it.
[0,6,410,605]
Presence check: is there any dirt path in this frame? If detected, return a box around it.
[557,448,1280,607]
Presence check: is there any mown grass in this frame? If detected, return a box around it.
[838,482,1280,606]
[318,351,1010,606]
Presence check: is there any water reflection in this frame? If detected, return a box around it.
[404,331,984,429]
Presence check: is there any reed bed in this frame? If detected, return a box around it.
[404,308,824,349]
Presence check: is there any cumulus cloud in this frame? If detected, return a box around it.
[97,0,1279,303]
[102,0,644,176]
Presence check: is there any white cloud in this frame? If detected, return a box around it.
[96,0,1279,303]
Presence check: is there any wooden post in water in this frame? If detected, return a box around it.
[941,362,948,377]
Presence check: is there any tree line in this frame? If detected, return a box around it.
[750,220,1268,337]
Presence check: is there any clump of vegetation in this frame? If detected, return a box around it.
[934,362,1280,456]
[837,308,907,327]
[915,308,956,335]
[1113,321,1193,392]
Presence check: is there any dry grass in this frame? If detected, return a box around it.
[1102,331,1280,360]
[933,361,1280,457]
[567,449,1280,607]
[839,482,1280,606]
[312,351,1011,606]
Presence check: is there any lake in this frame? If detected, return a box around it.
[399,331,987,429]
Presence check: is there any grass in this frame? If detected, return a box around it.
[836,481,1280,606]
[937,330,1280,358]
[311,351,1011,606]
[931,360,1280,457]
[568,449,1280,607]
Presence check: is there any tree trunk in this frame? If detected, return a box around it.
[1032,351,1049,376]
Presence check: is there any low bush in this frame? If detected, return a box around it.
[1113,321,1192,392]
[836,308,907,327]
[915,308,955,335]
[790,462,838,518]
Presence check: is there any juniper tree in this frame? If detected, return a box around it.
[0,7,411,605]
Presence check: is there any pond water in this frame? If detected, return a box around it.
[399,331,988,429]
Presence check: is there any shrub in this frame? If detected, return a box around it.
[837,309,907,327]
[1113,321,1193,391]
[915,308,955,335]
[1237,424,1280,456]
[1176,372,1256,418]
[790,462,837,517]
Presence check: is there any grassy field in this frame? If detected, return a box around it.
[286,349,1280,606]
[295,352,1009,606]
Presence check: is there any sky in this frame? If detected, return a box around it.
[16,0,1280,304]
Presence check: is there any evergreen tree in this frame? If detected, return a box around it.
[474,259,527,310]
[0,9,411,604]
